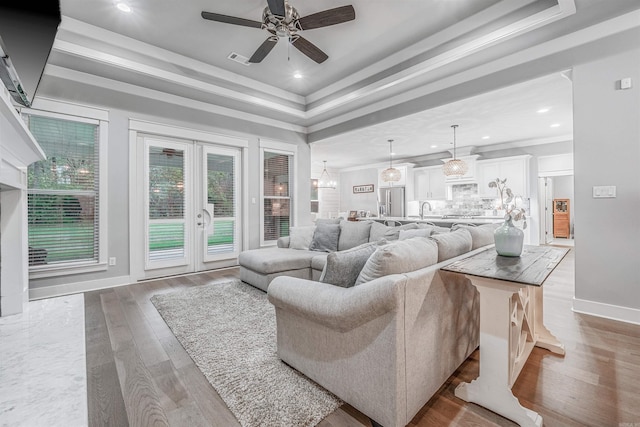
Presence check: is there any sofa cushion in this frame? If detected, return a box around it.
[416,223,451,234]
[320,241,384,288]
[355,237,438,285]
[315,218,341,225]
[452,223,499,250]
[309,222,341,252]
[398,228,432,240]
[289,225,316,250]
[369,221,390,242]
[429,228,473,262]
[338,220,372,251]
[383,222,419,241]
[239,248,316,274]
[311,253,329,271]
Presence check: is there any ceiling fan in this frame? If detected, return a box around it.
[201,0,355,64]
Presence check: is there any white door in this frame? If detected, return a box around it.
[137,135,242,280]
[538,177,554,244]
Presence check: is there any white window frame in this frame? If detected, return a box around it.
[259,139,297,247]
[22,101,109,279]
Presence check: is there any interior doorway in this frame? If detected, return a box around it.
[539,174,574,247]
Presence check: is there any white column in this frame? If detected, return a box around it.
[1,187,29,316]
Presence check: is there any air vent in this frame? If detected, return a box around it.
[227,52,251,66]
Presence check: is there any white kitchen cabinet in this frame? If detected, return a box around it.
[414,166,446,199]
[477,155,531,198]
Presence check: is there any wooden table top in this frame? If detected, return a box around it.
[441,245,570,286]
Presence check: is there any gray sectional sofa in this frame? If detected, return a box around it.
[238,219,500,427]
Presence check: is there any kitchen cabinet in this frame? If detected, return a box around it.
[477,155,531,198]
[553,199,570,238]
[414,166,446,199]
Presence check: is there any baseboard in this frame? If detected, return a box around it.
[29,275,133,301]
[572,297,640,325]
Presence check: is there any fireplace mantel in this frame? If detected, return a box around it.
[0,87,45,316]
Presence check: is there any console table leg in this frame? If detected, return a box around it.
[532,286,565,355]
[455,279,543,427]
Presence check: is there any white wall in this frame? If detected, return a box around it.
[339,168,379,215]
[573,48,640,321]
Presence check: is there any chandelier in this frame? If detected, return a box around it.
[381,139,401,183]
[316,160,336,189]
[442,124,468,176]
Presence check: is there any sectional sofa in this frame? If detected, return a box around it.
[238,219,499,427]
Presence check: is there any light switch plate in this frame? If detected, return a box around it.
[593,185,616,198]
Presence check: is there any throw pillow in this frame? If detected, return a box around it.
[452,223,499,249]
[338,220,373,251]
[319,240,386,288]
[429,228,473,262]
[315,218,341,225]
[398,228,432,240]
[369,221,391,242]
[288,225,316,250]
[355,237,439,285]
[383,222,419,241]
[309,222,341,252]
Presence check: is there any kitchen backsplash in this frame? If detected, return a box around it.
[419,195,501,217]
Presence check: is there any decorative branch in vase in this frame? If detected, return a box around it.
[488,178,527,229]
[489,178,526,257]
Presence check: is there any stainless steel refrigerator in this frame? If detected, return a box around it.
[378,186,405,218]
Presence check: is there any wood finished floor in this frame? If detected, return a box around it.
[85,247,640,427]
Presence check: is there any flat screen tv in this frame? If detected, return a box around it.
[0,4,61,107]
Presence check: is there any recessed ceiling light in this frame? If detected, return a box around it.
[293,72,302,79]
[481,136,490,140]
[550,123,560,128]
[116,3,131,12]
[537,108,550,113]
[430,144,438,148]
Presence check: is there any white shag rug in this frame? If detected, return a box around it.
[150,279,342,427]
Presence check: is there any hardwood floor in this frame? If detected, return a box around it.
[85,249,640,427]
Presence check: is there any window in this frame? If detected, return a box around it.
[262,150,293,244]
[25,111,107,273]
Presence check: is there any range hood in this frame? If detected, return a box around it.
[0,5,60,107]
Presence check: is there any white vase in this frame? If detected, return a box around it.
[494,217,524,257]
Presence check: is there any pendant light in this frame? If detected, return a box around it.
[442,124,468,176]
[381,139,401,183]
[317,160,336,189]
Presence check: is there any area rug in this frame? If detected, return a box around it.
[150,279,342,427]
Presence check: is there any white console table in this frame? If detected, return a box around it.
[442,245,570,427]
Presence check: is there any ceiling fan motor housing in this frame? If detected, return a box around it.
[262,4,299,38]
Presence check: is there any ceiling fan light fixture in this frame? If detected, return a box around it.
[442,125,468,177]
[382,139,401,183]
[317,161,336,189]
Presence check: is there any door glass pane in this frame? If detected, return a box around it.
[206,153,236,255]
[148,146,185,261]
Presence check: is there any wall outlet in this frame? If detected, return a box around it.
[109,257,116,266]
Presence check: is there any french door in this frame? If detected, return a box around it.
[136,135,242,280]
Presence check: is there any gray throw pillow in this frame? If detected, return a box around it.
[355,237,439,285]
[338,220,372,251]
[399,228,432,240]
[429,228,473,262]
[383,222,419,241]
[288,225,316,250]
[452,223,500,249]
[315,218,341,225]
[319,240,386,288]
[309,223,341,252]
[369,221,391,242]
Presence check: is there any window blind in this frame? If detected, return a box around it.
[207,153,236,254]
[263,151,291,242]
[26,115,99,266]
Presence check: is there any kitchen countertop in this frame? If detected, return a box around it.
[359,216,505,225]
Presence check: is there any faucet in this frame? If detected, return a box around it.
[419,201,432,220]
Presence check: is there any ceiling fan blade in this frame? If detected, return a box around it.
[249,37,278,63]
[266,0,286,17]
[297,5,355,30]
[201,11,263,28]
[291,36,328,64]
